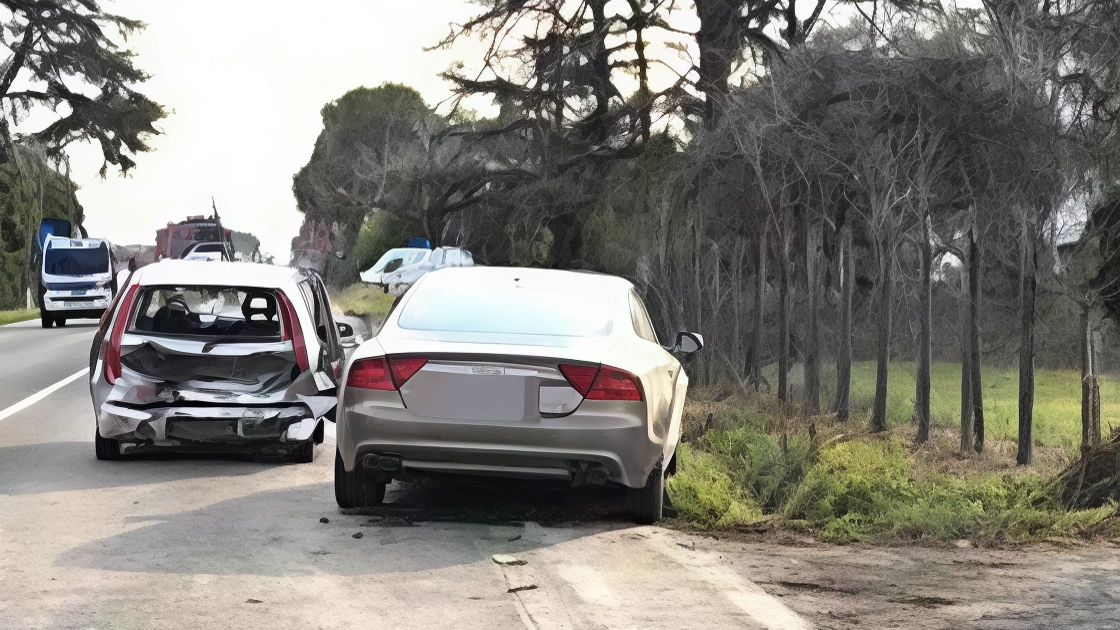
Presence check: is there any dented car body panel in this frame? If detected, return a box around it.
[89,261,343,456]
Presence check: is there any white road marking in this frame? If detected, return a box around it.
[0,368,89,422]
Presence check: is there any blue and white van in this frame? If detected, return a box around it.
[39,236,114,328]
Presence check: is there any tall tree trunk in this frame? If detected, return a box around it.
[833,223,853,420]
[968,228,985,453]
[915,212,932,444]
[1091,319,1101,447]
[804,212,820,414]
[778,225,791,403]
[1017,216,1037,466]
[1081,308,1092,453]
[751,223,767,390]
[960,258,974,453]
[872,231,893,432]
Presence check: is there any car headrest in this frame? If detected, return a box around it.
[241,291,277,322]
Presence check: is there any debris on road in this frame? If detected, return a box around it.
[492,554,527,566]
[352,532,363,539]
[507,585,538,594]
[320,517,329,524]
[246,599,263,604]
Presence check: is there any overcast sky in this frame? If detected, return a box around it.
[63,0,488,261]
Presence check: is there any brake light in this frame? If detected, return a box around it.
[102,284,140,385]
[276,290,310,372]
[389,356,427,388]
[346,356,428,390]
[346,357,394,390]
[559,364,643,401]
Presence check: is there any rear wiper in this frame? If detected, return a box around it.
[201,337,277,353]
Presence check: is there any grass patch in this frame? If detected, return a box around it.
[671,363,1120,543]
[329,284,395,321]
[798,361,1118,451]
[0,309,37,326]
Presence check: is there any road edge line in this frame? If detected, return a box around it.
[0,368,89,422]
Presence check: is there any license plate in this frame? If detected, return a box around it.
[63,301,85,308]
[71,290,85,296]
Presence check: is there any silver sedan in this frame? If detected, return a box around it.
[334,266,703,523]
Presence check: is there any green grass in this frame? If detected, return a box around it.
[328,284,396,320]
[809,361,1115,451]
[0,309,37,326]
[668,362,1120,542]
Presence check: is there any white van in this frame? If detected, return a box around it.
[39,236,114,328]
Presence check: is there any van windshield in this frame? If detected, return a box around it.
[44,243,110,276]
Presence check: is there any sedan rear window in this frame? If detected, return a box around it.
[130,286,284,338]
[397,280,615,338]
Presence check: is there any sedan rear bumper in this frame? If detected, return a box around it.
[339,398,662,488]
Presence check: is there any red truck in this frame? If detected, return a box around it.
[154,216,231,260]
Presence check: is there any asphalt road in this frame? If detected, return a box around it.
[2,319,1119,630]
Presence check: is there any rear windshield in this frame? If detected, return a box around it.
[397,279,615,338]
[130,286,284,339]
[44,243,110,276]
[194,243,224,253]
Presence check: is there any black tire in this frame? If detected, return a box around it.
[40,311,52,328]
[55,318,67,327]
[288,439,315,464]
[334,449,385,508]
[95,427,121,461]
[634,463,665,525]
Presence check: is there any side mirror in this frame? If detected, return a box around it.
[673,331,704,355]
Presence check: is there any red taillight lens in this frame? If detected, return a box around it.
[587,366,643,401]
[103,284,140,385]
[346,356,428,391]
[389,356,427,388]
[276,290,310,372]
[559,363,643,402]
[346,357,395,390]
[559,364,598,396]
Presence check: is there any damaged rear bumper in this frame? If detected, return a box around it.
[98,403,322,445]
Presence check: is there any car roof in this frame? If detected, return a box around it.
[135,261,303,288]
[418,266,631,291]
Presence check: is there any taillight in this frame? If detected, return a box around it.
[559,363,644,401]
[276,290,310,372]
[102,284,140,385]
[346,357,394,390]
[346,356,428,390]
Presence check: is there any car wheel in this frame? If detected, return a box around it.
[94,427,121,461]
[56,318,67,327]
[288,439,315,464]
[334,449,385,508]
[40,311,52,328]
[634,463,665,525]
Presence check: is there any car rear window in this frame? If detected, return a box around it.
[130,286,285,339]
[397,278,615,338]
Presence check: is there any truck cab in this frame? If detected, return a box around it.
[39,236,114,328]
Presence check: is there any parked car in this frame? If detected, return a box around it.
[384,246,474,297]
[179,241,230,261]
[358,247,431,288]
[89,261,348,462]
[334,266,703,523]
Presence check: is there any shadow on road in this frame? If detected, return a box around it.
[0,440,272,495]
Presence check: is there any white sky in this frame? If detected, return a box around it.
[62,0,489,261]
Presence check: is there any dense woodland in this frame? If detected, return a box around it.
[294,0,1120,464]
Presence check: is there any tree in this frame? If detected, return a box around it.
[0,0,164,175]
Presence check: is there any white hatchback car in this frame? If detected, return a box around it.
[88,261,346,462]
